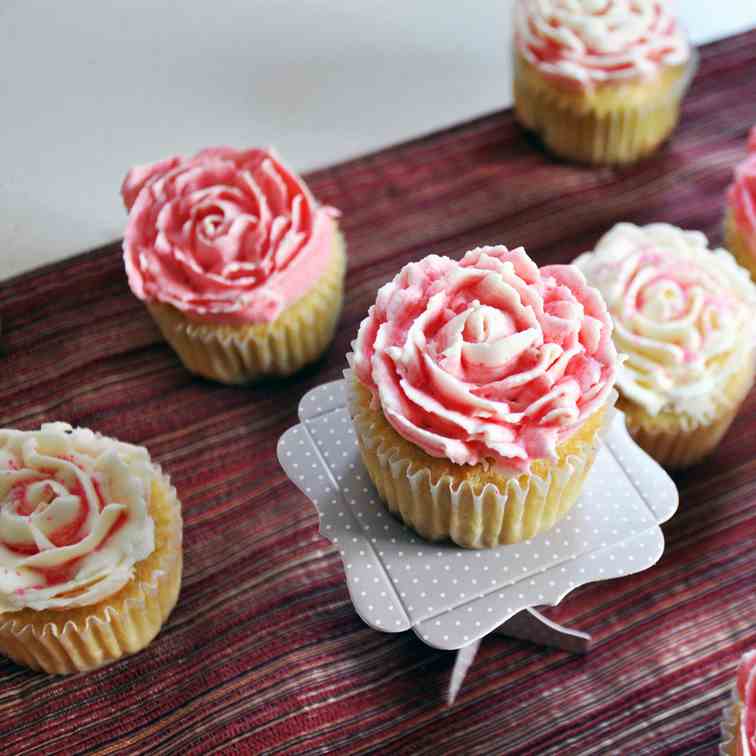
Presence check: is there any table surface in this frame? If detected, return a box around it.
[1,28,756,756]
[1,1,754,280]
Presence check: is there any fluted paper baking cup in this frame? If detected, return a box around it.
[619,349,755,469]
[513,50,698,165]
[345,371,616,549]
[0,474,182,674]
[147,232,347,384]
[724,208,756,282]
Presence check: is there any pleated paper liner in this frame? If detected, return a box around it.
[147,232,347,384]
[345,371,617,549]
[0,474,182,675]
[277,378,677,651]
[619,350,756,470]
[513,49,698,165]
[724,209,756,282]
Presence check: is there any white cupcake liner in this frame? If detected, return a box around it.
[345,369,617,548]
[147,233,346,384]
[513,49,698,164]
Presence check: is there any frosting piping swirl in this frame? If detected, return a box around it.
[0,424,156,612]
[122,147,339,325]
[351,246,617,472]
[515,0,690,86]
[575,223,756,420]
[728,126,756,260]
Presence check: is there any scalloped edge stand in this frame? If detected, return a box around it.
[278,380,678,703]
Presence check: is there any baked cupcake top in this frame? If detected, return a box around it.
[735,651,756,756]
[0,424,157,613]
[351,246,617,472]
[122,147,339,325]
[514,0,690,87]
[727,126,756,251]
[575,223,756,421]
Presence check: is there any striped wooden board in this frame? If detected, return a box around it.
[1,28,755,755]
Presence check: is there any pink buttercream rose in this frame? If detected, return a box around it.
[728,126,756,258]
[122,147,339,324]
[351,246,617,472]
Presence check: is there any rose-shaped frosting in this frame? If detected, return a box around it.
[575,223,756,420]
[0,423,156,612]
[728,126,756,260]
[736,651,756,756]
[351,246,617,472]
[515,0,690,86]
[122,147,339,325]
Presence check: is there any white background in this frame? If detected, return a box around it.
[1,1,754,279]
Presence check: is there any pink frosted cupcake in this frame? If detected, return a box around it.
[725,127,756,282]
[513,0,695,164]
[122,147,346,384]
[721,651,756,755]
[347,245,618,547]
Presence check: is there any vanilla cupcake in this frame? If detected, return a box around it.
[575,223,756,468]
[513,0,695,164]
[721,651,756,756]
[347,245,618,548]
[122,147,346,384]
[724,127,756,282]
[0,423,182,674]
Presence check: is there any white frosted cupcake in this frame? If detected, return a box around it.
[348,245,618,548]
[513,0,694,164]
[0,423,182,674]
[575,223,756,468]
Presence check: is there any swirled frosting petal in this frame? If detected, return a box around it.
[351,246,618,472]
[728,126,756,261]
[0,423,158,612]
[575,223,756,421]
[515,0,690,87]
[122,147,339,325]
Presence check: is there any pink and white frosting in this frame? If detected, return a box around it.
[575,223,756,421]
[727,126,756,260]
[122,147,339,325]
[732,651,756,756]
[351,246,617,473]
[515,0,690,87]
[0,424,156,613]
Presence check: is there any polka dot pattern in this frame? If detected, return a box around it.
[277,381,678,651]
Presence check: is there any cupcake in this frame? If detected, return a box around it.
[0,423,182,674]
[513,0,695,165]
[721,651,755,756]
[122,147,346,384]
[347,245,618,548]
[724,127,756,282]
[575,223,756,468]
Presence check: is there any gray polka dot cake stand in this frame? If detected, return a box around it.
[277,380,678,704]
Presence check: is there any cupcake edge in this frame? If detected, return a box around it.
[725,208,756,283]
[619,349,755,469]
[0,471,182,674]
[147,230,347,384]
[513,49,698,165]
[346,369,617,549]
